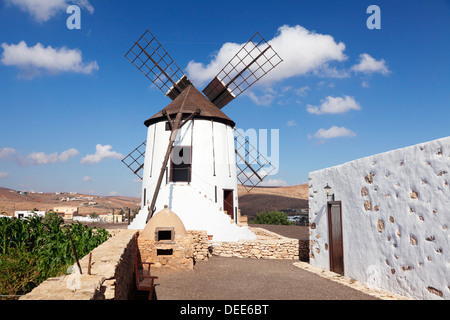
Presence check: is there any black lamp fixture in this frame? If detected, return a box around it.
[324,183,335,201]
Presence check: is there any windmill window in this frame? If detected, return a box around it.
[170,146,191,182]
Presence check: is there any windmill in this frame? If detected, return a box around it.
[122,29,282,241]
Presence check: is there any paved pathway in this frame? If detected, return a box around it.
[150,256,379,300]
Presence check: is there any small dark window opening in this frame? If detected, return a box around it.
[165,121,172,131]
[157,230,172,241]
[157,249,173,256]
[171,146,191,182]
[156,227,174,241]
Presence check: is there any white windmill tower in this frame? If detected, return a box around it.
[122,30,282,241]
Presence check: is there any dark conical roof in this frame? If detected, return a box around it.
[144,85,235,127]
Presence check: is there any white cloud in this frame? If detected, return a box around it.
[83,176,92,182]
[186,25,347,87]
[246,88,277,106]
[0,147,16,159]
[59,148,80,162]
[351,53,390,75]
[81,144,123,165]
[17,148,79,166]
[306,95,361,115]
[5,0,94,22]
[1,41,99,79]
[287,120,297,127]
[311,126,356,140]
[294,86,310,97]
[0,172,10,179]
[259,178,289,187]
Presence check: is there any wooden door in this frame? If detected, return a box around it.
[223,189,234,219]
[328,201,344,275]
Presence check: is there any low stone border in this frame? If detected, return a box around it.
[209,227,300,260]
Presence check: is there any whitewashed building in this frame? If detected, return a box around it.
[14,211,45,219]
[129,86,255,242]
[308,136,450,300]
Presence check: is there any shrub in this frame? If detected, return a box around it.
[0,216,110,298]
[251,210,293,225]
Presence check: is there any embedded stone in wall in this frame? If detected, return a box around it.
[361,187,368,197]
[377,219,384,233]
[365,173,375,184]
[426,287,443,297]
[364,200,372,211]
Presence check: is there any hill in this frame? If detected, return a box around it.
[237,184,309,218]
[0,187,140,216]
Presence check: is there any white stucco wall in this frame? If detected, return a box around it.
[309,136,450,300]
[129,118,255,242]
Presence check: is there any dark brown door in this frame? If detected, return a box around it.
[328,201,344,275]
[223,189,234,219]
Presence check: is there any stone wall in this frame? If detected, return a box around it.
[309,136,450,300]
[210,227,300,260]
[137,232,194,270]
[20,229,137,300]
[188,230,210,261]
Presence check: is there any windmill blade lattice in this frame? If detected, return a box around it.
[125,30,191,100]
[203,32,283,109]
[121,141,146,180]
[234,129,276,191]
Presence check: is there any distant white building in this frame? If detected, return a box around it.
[14,211,45,219]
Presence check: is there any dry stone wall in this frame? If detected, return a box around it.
[309,136,450,300]
[210,227,300,260]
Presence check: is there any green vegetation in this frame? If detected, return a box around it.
[250,210,293,226]
[0,214,109,299]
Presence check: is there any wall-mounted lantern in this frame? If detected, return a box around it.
[324,183,335,201]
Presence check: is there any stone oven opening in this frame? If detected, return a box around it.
[156,227,174,242]
[157,249,173,256]
[138,207,194,269]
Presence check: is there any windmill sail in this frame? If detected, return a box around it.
[121,141,146,180]
[125,29,191,100]
[234,129,276,191]
[203,32,283,109]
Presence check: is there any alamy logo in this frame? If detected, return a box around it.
[367,5,381,30]
[67,5,81,30]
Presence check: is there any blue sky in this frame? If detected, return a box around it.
[0,0,449,197]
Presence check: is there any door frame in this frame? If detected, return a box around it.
[327,200,344,275]
[223,189,234,220]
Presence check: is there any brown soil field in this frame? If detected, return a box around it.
[238,184,309,218]
[0,183,309,218]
